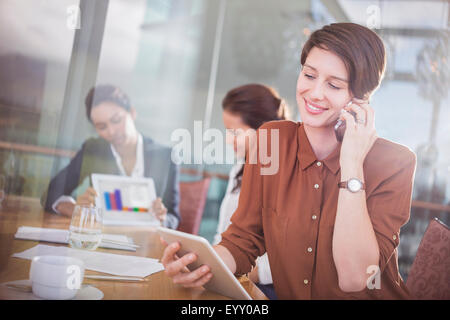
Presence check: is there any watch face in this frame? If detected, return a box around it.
[348,179,362,192]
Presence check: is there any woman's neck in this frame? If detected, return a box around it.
[114,131,139,159]
[303,124,339,160]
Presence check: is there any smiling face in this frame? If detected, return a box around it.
[222,109,252,159]
[90,102,137,148]
[296,46,353,130]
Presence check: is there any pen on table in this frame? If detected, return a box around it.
[84,275,146,282]
[101,239,140,248]
[6,275,146,291]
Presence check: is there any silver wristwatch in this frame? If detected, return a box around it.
[338,178,365,193]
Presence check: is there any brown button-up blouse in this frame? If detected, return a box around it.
[219,121,416,299]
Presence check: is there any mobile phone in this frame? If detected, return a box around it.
[334,101,356,142]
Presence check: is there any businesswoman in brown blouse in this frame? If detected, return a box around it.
[161,23,416,299]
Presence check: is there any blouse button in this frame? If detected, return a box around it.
[393,235,397,240]
[304,279,309,285]
[312,215,317,220]
[307,247,313,253]
[316,161,322,167]
[314,184,319,189]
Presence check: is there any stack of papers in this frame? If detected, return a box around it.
[15,226,137,251]
[13,244,164,278]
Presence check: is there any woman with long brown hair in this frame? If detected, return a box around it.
[161,23,416,299]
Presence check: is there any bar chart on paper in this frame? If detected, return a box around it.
[101,184,151,212]
[103,189,149,212]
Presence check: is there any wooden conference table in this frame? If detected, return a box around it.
[0,196,267,300]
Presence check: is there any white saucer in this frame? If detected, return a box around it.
[0,279,104,300]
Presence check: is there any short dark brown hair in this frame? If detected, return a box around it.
[85,84,131,121]
[300,23,386,100]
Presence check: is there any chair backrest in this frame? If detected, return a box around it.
[177,178,211,235]
[406,218,450,300]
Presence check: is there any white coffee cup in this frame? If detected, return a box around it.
[29,255,85,300]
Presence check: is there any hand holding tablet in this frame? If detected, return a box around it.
[158,227,252,300]
[161,239,213,288]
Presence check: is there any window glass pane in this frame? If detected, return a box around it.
[0,0,78,197]
[95,0,207,145]
[1,0,448,254]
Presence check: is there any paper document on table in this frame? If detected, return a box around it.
[14,226,137,251]
[12,244,164,278]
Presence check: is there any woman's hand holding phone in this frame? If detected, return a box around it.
[338,98,378,179]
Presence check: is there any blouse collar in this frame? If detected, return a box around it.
[297,123,341,175]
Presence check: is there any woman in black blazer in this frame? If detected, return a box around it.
[41,85,180,229]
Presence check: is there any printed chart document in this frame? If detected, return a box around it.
[13,244,164,278]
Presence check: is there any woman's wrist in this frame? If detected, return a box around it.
[340,163,364,181]
[56,202,75,217]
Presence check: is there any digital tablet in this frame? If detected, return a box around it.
[91,173,160,226]
[157,227,252,300]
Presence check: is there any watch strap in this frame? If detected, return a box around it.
[338,181,347,189]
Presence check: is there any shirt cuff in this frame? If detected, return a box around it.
[256,254,273,285]
[52,195,76,215]
[212,233,222,246]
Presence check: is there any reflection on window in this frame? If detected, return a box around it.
[0,0,78,197]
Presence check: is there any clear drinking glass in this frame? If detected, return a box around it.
[68,205,103,250]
